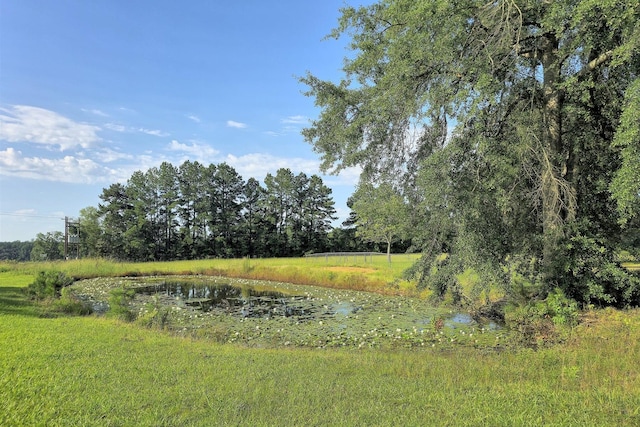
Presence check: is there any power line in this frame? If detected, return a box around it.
[0,212,66,220]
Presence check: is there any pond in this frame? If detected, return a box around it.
[134,281,315,319]
[72,276,503,349]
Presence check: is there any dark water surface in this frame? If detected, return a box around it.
[135,281,315,319]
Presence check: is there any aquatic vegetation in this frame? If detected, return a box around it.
[72,276,504,350]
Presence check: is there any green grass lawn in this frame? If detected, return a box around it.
[1,259,640,426]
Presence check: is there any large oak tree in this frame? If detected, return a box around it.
[302,0,640,306]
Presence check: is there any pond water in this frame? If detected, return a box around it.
[135,281,316,319]
[73,276,503,349]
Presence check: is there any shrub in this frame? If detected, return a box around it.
[617,250,636,263]
[107,287,136,321]
[52,287,93,315]
[25,270,74,300]
[502,255,544,303]
[552,232,640,307]
[505,288,579,348]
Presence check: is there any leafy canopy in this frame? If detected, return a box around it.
[302,0,640,306]
[352,182,409,262]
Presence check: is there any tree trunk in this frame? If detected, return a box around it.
[387,239,391,264]
[540,33,576,278]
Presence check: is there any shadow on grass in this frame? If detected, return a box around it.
[0,287,40,317]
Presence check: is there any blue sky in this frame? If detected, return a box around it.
[0,0,364,241]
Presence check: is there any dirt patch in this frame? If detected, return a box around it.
[325,266,377,274]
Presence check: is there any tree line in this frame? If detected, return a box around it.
[0,161,346,261]
[0,241,34,261]
[1,159,415,262]
[65,160,348,261]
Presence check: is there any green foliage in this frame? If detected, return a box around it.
[302,0,640,308]
[23,270,92,316]
[107,286,136,321]
[77,206,102,258]
[96,161,338,261]
[551,232,640,307]
[611,78,640,224]
[352,182,409,262]
[505,289,579,348]
[51,287,93,315]
[618,250,637,263]
[136,295,171,329]
[408,254,462,302]
[0,241,34,261]
[25,270,74,300]
[502,255,545,303]
[30,232,64,261]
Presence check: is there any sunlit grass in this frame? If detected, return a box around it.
[1,308,639,425]
[0,254,422,296]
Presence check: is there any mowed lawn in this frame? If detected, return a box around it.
[1,260,640,426]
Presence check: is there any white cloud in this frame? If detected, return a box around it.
[264,127,298,137]
[0,105,101,151]
[225,153,321,180]
[281,115,308,124]
[103,122,168,137]
[94,147,135,163]
[0,147,118,184]
[82,108,109,117]
[168,140,220,163]
[104,123,127,132]
[227,120,247,129]
[138,128,169,137]
[187,115,201,123]
[264,115,309,137]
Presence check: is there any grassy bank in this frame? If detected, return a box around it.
[1,254,421,296]
[2,260,640,425]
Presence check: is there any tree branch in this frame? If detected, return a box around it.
[586,50,614,73]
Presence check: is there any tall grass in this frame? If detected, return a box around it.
[0,254,421,296]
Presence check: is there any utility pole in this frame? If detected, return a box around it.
[64,216,69,259]
[64,216,80,259]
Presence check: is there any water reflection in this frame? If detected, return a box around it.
[135,282,315,319]
[445,313,499,330]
